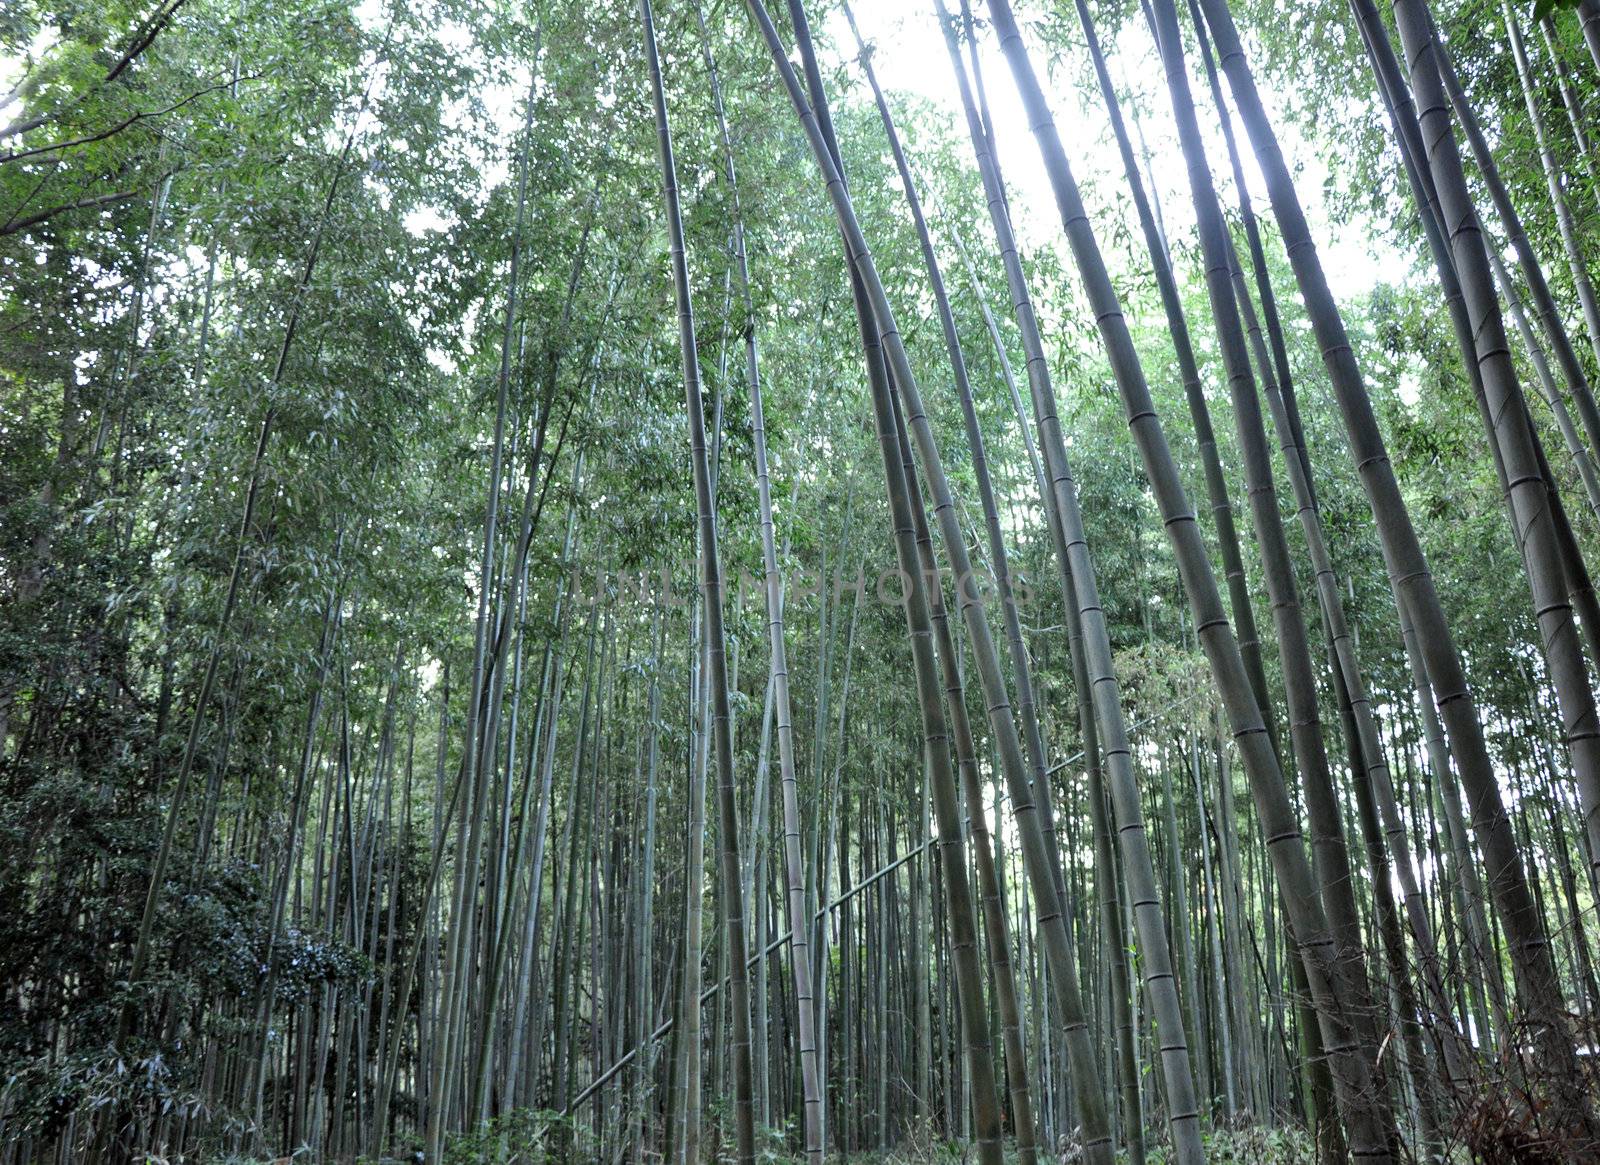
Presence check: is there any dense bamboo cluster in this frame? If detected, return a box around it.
[4,0,1600,1161]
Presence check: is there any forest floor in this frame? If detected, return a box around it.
[376,1117,1317,1164]
[790,1122,1318,1164]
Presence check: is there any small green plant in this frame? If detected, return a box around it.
[436,1106,565,1164]
[1200,1120,1316,1163]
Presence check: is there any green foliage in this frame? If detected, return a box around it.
[434,1107,565,1163]
[1197,1123,1317,1163]
[1533,0,1582,20]
[4,0,1597,1159]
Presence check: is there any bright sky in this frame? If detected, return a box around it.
[825,0,1413,303]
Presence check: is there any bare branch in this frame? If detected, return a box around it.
[1,188,138,236]
[0,0,193,142]
[0,76,251,166]
[106,0,193,85]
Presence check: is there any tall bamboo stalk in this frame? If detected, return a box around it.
[739,2,1007,1157]
[641,4,756,1159]
[692,8,824,1153]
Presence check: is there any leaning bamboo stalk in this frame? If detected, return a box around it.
[1072,0,1278,751]
[1370,24,1600,681]
[1430,31,1600,494]
[1488,244,1600,529]
[891,380,1041,1165]
[1387,0,1600,1129]
[1197,0,1575,1102]
[949,166,1146,1154]
[1538,15,1599,209]
[842,5,1121,1153]
[1498,5,1600,396]
[846,12,1129,1161]
[940,6,1218,1156]
[1158,0,1459,1103]
[985,1,1396,1154]
[1575,0,1600,76]
[741,2,1007,1157]
[1345,7,1596,1032]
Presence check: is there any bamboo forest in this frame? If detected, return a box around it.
[14,0,1600,1160]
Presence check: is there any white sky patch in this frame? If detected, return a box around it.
[1397,366,1423,407]
[404,205,452,235]
[0,26,59,106]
